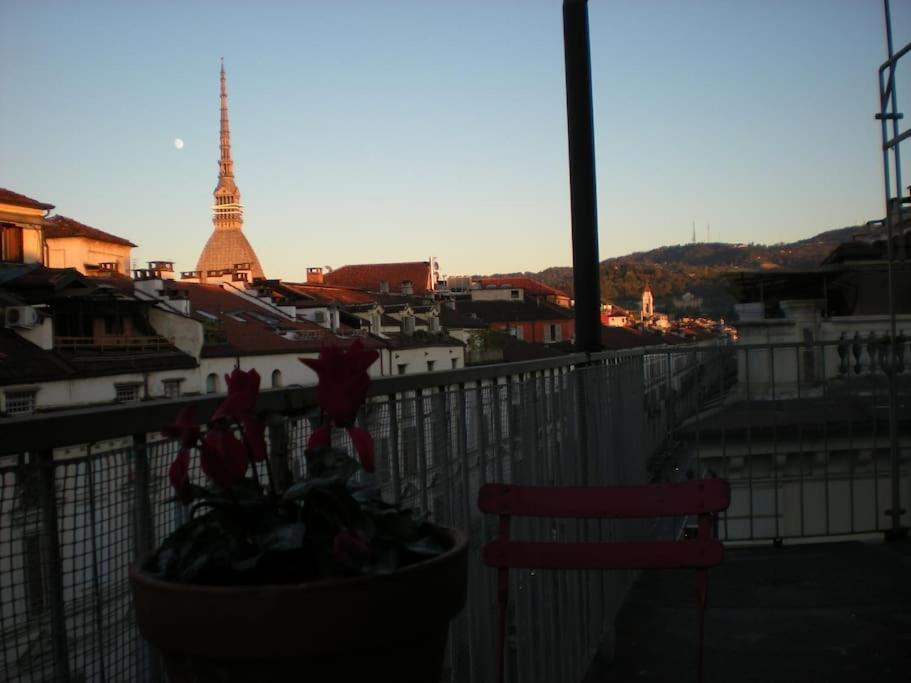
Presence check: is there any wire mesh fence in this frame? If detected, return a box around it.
[5,340,899,682]
[0,352,672,683]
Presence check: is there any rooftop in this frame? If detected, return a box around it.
[324,261,433,294]
[0,187,55,211]
[44,214,137,247]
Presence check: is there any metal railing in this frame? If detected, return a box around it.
[654,339,910,543]
[3,338,902,682]
[54,336,175,353]
[0,350,673,683]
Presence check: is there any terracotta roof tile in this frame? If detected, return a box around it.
[324,262,433,294]
[0,187,55,211]
[165,281,373,357]
[45,215,137,247]
[280,282,376,305]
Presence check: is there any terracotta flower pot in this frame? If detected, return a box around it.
[130,528,468,683]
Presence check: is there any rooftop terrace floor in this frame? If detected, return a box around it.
[586,538,911,682]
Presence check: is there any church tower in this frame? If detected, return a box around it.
[641,284,654,319]
[195,60,265,280]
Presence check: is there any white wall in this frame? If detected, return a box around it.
[386,344,465,375]
[45,237,131,275]
[470,288,524,302]
[1,367,201,414]
[148,307,204,359]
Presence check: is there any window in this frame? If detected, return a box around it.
[4,389,36,416]
[205,373,219,394]
[397,363,408,375]
[0,224,24,263]
[510,289,520,299]
[451,358,459,369]
[163,379,183,398]
[426,360,435,373]
[271,369,283,388]
[548,324,560,342]
[115,383,141,403]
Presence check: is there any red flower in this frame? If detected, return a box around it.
[300,340,378,427]
[241,416,268,463]
[307,424,331,450]
[212,367,261,421]
[346,426,375,473]
[162,405,200,448]
[168,447,192,502]
[200,428,248,488]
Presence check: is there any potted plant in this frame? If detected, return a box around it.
[129,341,468,682]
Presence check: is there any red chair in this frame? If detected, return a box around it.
[478,479,731,683]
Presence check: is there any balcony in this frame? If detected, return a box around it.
[0,341,907,682]
[54,335,176,353]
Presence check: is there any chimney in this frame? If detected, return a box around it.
[370,305,383,335]
[429,306,442,334]
[379,280,390,294]
[401,280,414,296]
[401,307,415,336]
[307,267,324,284]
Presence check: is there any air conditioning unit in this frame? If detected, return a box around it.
[4,306,39,329]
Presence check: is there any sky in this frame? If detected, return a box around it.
[1,1,910,280]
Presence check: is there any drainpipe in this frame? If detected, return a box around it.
[564,0,602,353]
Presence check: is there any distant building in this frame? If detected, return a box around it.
[600,303,629,327]
[473,276,571,308]
[324,261,435,295]
[195,62,265,280]
[0,188,54,265]
[456,299,574,344]
[44,214,136,277]
[641,284,654,319]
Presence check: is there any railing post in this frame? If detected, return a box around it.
[36,449,70,683]
[132,433,162,683]
[267,417,292,493]
[132,434,155,560]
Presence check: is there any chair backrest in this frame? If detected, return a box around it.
[479,479,730,571]
[478,478,731,683]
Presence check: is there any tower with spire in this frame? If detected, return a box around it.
[195,60,265,280]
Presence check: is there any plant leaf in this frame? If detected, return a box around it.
[305,447,360,481]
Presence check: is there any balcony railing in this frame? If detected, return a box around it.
[645,339,910,543]
[54,335,176,353]
[0,341,906,682]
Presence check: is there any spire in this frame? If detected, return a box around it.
[196,61,264,280]
[212,59,242,231]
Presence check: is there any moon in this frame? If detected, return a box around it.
[174,138,184,150]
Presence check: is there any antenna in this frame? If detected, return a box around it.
[707,223,711,242]
[692,221,696,244]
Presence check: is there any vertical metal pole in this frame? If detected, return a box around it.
[36,449,70,682]
[267,418,291,493]
[84,453,108,683]
[564,0,602,353]
[132,434,162,683]
[388,396,402,505]
[880,0,905,539]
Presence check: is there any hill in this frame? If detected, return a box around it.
[487,225,864,318]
